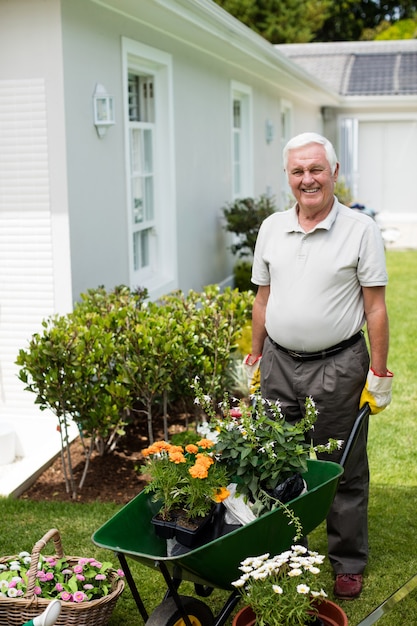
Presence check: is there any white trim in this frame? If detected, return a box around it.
[122,37,177,299]
[280,99,293,209]
[231,81,253,199]
[339,111,417,122]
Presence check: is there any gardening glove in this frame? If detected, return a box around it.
[360,368,393,414]
[243,354,261,394]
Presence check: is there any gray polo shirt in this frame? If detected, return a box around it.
[251,198,387,352]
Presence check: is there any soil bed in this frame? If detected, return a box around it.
[20,414,192,504]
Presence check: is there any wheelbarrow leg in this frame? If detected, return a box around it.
[212,590,241,626]
[157,560,194,626]
[116,552,149,622]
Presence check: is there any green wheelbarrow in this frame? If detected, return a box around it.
[92,406,370,626]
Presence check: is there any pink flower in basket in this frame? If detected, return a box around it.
[73,591,88,603]
[0,551,124,603]
[61,591,73,602]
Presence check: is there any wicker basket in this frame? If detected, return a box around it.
[0,528,124,626]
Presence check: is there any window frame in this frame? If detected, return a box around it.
[231,82,253,199]
[280,100,293,209]
[122,38,177,299]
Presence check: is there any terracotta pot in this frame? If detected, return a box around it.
[232,599,348,626]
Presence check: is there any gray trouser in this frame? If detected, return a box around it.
[260,335,370,574]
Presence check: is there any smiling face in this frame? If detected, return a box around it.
[286,142,339,219]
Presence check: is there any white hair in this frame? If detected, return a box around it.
[283,132,338,175]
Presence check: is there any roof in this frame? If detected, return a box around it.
[275,40,417,96]
[91,0,338,106]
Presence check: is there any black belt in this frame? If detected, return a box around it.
[269,332,363,362]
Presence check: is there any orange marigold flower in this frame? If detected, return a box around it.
[169,451,186,464]
[195,453,214,468]
[142,441,169,456]
[196,438,215,449]
[189,464,209,479]
[185,444,199,454]
[213,487,230,502]
[168,444,184,454]
[152,441,172,453]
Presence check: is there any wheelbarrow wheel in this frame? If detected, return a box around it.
[145,595,214,626]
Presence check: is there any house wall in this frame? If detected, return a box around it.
[60,0,324,296]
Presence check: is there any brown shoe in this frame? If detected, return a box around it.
[334,574,363,599]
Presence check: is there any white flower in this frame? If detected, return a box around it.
[297,584,310,595]
[292,544,308,554]
[231,578,246,588]
[288,568,302,577]
[0,580,9,590]
[7,587,19,598]
[272,585,283,594]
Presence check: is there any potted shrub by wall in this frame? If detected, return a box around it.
[222,195,276,291]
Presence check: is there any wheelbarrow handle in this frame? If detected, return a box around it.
[339,403,371,468]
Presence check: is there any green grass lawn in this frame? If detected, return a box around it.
[1,249,416,625]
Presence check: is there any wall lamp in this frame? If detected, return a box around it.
[93,83,115,137]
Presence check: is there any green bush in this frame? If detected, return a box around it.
[160,285,254,405]
[16,284,253,495]
[222,195,276,258]
[233,260,256,292]
[334,178,353,206]
[16,286,147,498]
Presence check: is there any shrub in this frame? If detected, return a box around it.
[16,284,253,492]
[16,286,147,498]
[222,194,276,258]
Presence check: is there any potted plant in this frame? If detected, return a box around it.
[231,546,348,626]
[221,195,276,291]
[141,438,230,546]
[193,378,342,520]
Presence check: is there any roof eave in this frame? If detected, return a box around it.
[91,0,339,106]
[339,94,417,111]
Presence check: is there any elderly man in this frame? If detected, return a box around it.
[246,132,393,599]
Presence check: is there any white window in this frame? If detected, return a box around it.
[231,82,253,198]
[280,101,293,209]
[128,74,155,274]
[123,39,177,299]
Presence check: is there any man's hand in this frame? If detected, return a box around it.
[360,368,393,414]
